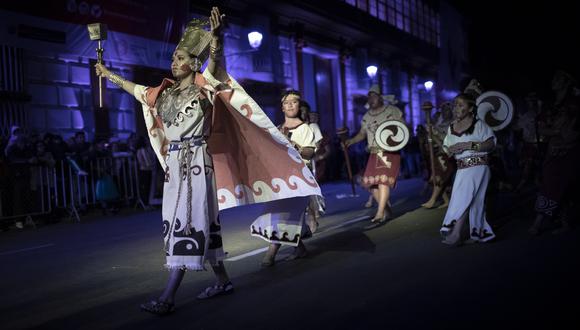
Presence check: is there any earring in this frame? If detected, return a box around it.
[190,58,201,72]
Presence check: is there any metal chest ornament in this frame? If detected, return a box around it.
[374,120,409,152]
[476,91,514,131]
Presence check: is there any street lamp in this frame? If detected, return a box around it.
[366,65,378,80]
[225,31,263,58]
[247,31,263,49]
[424,80,434,92]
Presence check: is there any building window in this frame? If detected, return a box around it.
[343,0,440,47]
[378,0,387,21]
[357,0,368,11]
[369,0,378,17]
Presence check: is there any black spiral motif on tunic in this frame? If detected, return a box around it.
[174,218,182,231]
[171,220,206,256]
[191,165,202,176]
[162,220,170,238]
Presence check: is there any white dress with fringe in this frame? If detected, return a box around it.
[440,120,496,242]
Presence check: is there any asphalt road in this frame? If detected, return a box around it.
[1,178,578,329]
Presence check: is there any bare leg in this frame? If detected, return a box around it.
[438,190,450,209]
[261,243,281,267]
[209,261,230,286]
[371,187,380,204]
[373,184,390,221]
[158,268,186,304]
[285,240,308,260]
[528,213,545,235]
[306,201,319,233]
[365,193,374,208]
[422,185,443,208]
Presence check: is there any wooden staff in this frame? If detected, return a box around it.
[421,102,437,185]
[337,127,356,196]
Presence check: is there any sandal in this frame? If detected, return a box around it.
[371,213,389,224]
[261,259,275,267]
[196,281,234,300]
[284,247,308,261]
[140,299,175,316]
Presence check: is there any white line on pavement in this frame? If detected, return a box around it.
[0,243,55,256]
[225,247,269,261]
[318,215,371,233]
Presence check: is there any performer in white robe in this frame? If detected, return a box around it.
[440,93,496,245]
[95,8,320,314]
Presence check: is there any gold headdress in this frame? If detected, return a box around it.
[176,18,212,63]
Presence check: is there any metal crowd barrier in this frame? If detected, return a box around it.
[0,154,153,224]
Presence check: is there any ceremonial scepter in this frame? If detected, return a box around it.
[421,102,437,185]
[87,23,108,108]
[337,127,356,196]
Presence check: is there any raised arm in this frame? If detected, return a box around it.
[206,7,228,83]
[95,64,136,97]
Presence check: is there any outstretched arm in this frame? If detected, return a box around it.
[207,7,228,83]
[344,129,366,148]
[95,64,136,97]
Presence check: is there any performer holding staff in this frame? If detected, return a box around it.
[421,101,455,209]
[95,7,321,314]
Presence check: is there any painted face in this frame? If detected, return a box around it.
[171,49,194,80]
[282,95,301,118]
[367,92,383,109]
[453,98,473,120]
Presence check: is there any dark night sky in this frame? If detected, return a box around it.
[451,1,579,99]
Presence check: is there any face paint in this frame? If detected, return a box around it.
[180,64,193,74]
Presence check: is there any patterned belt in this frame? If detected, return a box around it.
[456,155,488,169]
[168,136,206,151]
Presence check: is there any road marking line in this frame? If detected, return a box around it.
[0,243,55,256]
[225,247,268,261]
[319,215,371,233]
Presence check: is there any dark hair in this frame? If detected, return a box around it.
[281,90,301,102]
[299,100,311,123]
[454,93,476,109]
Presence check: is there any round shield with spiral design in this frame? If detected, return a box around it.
[476,91,514,131]
[374,120,409,152]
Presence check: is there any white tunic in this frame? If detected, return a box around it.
[441,120,496,242]
[134,79,224,270]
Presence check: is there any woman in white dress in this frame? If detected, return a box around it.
[257,90,316,266]
[440,93,496,245]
